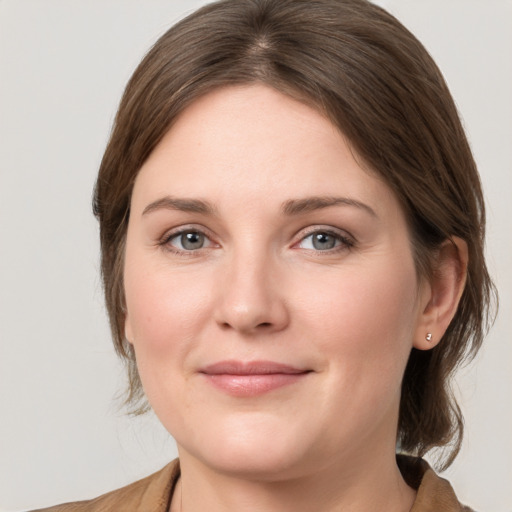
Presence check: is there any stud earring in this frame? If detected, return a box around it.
[426,333,432,342]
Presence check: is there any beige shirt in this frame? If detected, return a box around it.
[32,457,474,512]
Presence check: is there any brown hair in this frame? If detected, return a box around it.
[93,0,496,469]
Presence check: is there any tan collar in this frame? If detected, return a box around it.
[159,457,472,512]
[397,455,473,511]
[35,457,473,511]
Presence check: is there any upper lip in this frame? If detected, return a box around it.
[200,360,310,375]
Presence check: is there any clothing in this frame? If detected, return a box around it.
[32,456,473,512]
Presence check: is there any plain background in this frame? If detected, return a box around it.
[0,1,511,510]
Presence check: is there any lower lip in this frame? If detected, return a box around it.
[202,373,309,397]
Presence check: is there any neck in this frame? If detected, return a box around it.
[172,446,416,512]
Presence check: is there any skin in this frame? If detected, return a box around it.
[124,84,467,512]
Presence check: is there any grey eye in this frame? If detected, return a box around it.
[180,231,205,250]
[297,230,352,252]
[311,232,337,250]
[165,228,215,253]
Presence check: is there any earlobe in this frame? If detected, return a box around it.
[413,237,468,351]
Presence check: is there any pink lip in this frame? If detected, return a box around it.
[199,360,311,397]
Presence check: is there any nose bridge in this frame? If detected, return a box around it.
[214,241,288,334]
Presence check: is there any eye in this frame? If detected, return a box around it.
[297,230,353,251]
[166,230,213,251]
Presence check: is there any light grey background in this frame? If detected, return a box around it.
[0,1,511,510]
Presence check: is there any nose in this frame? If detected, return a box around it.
[213,250,290,335]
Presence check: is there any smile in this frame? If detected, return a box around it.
[199,360,312,397]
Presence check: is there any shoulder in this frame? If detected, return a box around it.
[397,455,475,512]
[30,459,180,512]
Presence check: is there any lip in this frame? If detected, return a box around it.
[199,360,312,397]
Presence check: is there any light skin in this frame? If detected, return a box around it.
[123,84,467,512]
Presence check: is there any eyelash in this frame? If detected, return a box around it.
[159,225,216,256]
[296,228,355,253]
[159,226,355,256]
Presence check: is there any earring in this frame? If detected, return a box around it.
[426,333,432,342]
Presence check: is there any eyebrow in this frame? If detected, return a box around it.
[142,195,377,218]
[282,196,377,218]
[142,196,217,216]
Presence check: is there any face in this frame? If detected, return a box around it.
[124,84,426,480]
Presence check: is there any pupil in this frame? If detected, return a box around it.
[182,232,204,250]
[313,232,335,250]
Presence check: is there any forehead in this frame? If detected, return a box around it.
[132,84,401,221]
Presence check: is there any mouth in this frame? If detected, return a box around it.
[199,360,312,397]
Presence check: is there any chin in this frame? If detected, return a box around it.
[200,448,308,482]
[179,414,316,481]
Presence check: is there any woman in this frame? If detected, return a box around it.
[35,0,495,510]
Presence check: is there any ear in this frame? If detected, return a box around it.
[413,237,468,350]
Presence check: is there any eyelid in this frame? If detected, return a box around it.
[156,224,355,254]
[292,225,356,251]
[158,224,218,253]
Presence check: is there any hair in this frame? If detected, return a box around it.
[93,0,496,470]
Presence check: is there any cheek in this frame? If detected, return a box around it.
[123,256,217,417]
[123,257,212,357]
[298,255,419,374]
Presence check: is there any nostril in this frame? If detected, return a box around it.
[218,321,272,332]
